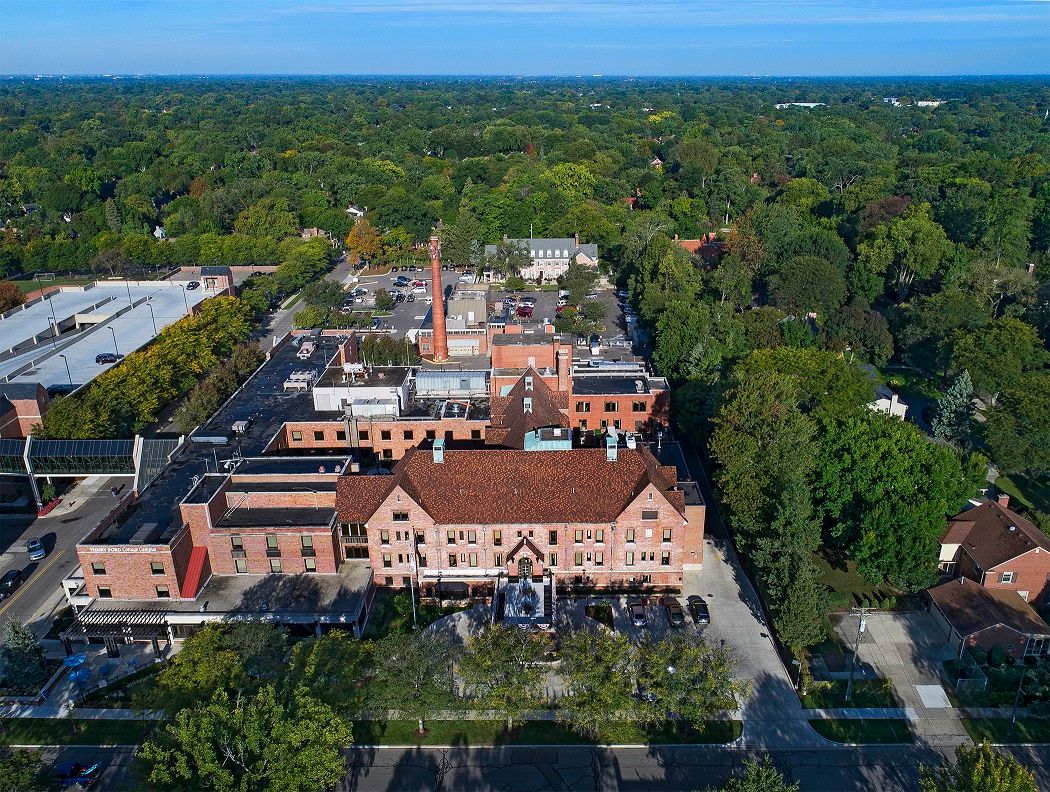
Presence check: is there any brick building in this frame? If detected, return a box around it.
[929,577,1050,660]
[0,383,50,438]
[939,496,1050,605]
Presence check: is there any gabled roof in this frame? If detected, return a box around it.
[929,577,1050,638]
[487,368,568,449]
[336,444,685,526]
[942,501,1050,570]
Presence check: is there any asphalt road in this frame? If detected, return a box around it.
[0,477,120,638]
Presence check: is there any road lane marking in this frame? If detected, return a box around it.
[0,549,65,619]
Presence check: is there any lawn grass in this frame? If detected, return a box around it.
[0,718,154,746]
[361,589,467,640]
[994,473,1050,515]
[878,365,945,400]
[962,718,1050,744]
[77,664,163,709]
[13,276,97,294]
[352,719,741,746]
[800,679,897,709]
[808,718,914,744]
[812,550,895,609]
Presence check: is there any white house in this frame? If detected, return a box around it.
[869,383,908,420]
[484,235,599,283]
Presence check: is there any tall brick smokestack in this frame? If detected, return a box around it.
[429,235,448,362]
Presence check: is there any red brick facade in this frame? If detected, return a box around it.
[267,419,488,459]
[79,525,192,601]
[959,548,1050,605]
[568,389,670,434]
[0,385,49,438]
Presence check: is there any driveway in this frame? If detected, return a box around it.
[835,611,967,746]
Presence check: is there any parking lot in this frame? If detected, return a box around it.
[560,592,711,644]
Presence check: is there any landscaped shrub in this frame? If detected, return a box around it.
[828,591,850,609]
[988,645,1009,669]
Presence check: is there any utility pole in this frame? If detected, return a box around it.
[1008,663,1030,740]
[845,607,872,703]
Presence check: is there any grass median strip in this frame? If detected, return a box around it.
[352,719,742,746]
[808,718,914,744]
[962,718,1050,744]
[799,678,897,709]
[0,718,153,746]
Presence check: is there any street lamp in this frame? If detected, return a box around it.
[57,353,73,387]
[108,326,119,355]
[178,283,189,315]
[145,300,158,336]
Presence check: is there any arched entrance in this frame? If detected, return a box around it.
[517,557,533,581]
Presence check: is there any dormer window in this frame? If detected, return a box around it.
[525,375,534,391]
[523,397,533,413]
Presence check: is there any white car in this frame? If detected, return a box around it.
[412,285,428,294]
[520,297,537,307]
[458,273,475,283]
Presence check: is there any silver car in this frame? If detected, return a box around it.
[27,537,46,561]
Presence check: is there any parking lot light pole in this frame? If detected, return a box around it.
[108,326,119,355]
[57,353,73,387]
[178,283,189,315]
[145,300,158,336]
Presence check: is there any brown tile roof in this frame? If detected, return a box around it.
[487,368,568,449]
[941,502,1050,570]
[928,577,1050,638]
[336,445,685,526]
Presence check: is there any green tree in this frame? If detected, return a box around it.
[0,281,25,312]
[301,280,344,311]
[857,203,952,301]
[459,624,551,729]
[948,317,1048,401]
[140,686,351,792]
[0,749,53,792]
[561,262,599,305]
[768,256,846,317]
[931,370,975,448]
[706,756,799,792]
[919,741,1037,792]
[485,240,530,277]
[636,634,749,724]
[557,629,638,738]
[373,288,395,312]
[288,632,373,717]
[985,374,1050,475]
[440,208,482,269]
[369,630,457,733]
[234,197,298,240]
[0,620,47,695]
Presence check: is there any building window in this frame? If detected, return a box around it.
[632,401,647,412]
[380,530,390,544]
[416,531,425,544]
[384,576,393,586]
[575,401,591,413]
[98,586,112,599]
[447,529,456,544]
[662,528,672,542]
[600,419,608,430]
[301,535,313,549]
[381,430,391,441]
[613,419,621,430]
[234,559,247,574]
[1000,571,1016,584]
[575,530,584,543]
[595,551,604,566]
[626,528,636,543]
[579,420,588,430]
[493,530,502,547]
[468,530,477,544]
[549,552,558,567]
[574,552,584,566]
[91,562,106,575]
[266,535,279,550]
[494,553,503,567]
[291,431,303,442]
[448,553,458,568]
[393,512,409,522]
[304,557,317,572]
[270,558,282,573]
[549,530,558,545]
[383,553,392,568]
[156,585,170,598]
[336,430,347,441]
[469,553,479,568]
[150,562,165,575]
[596,529,604,543]
[360,430,369,441]
[231,535,243,550]
[382,449,393,460]
[418,553,427,568]
[426,430,436,440]
[625,552,635,566]
[403,430,414,440]
[471,429,482,440]
[642,510,658,521]
[314,431,325,441]
[661,551,671,566]
[604,401,617,413]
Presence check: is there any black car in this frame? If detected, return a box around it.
[391,266,400,272]
[185,280,200,290]
[0,569,24,600]
[95,352,124,365]
[687,595,711,625]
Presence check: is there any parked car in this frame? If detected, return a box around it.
[520,296,537,307]
[687,595,711,625]
[26,537,46,561]
[557,298,568,307]
[664,599,686,627]
[412,285,428,294]
[185,280,200,290]
[351,286,368,296]
[406,294,415,302]
[370,318,383,330]
[0,569,24,600]
[629,601,647,628]
[585,291,598,300]
[54,761,102,788]
[555,304,569,314]
[412,280,427,287]
[516,305,534,318]
[459,273,475,283]
[391,266,400,272]
[95,352,124,365]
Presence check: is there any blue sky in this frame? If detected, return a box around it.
[2,0,1049,76]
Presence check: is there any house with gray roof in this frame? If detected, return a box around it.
[484,234,599,283]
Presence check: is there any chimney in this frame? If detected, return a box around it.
[433,437,445,463]
[998,494,1010,508]
[574,231,580,247]
[429,235,448,362]
[557,348,570,393]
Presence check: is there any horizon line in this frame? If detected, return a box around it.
[4,72,1050,79]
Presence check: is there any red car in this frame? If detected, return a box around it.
[516,305,534,318]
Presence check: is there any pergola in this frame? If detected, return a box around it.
[62,607,171,657]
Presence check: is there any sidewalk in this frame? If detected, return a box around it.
[35,476,115,520]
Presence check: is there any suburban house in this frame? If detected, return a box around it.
[483,235,598,283]
[868,383,908,420]
[938,496,1050,605]
[928,577,1050,659]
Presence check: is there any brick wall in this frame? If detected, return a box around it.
[965,624,1032,659]
[207,526,338,576]
[490,338,572,372]
[269,419,487,459]
[960,548,1050,605]
[568,389,669,435]
[79,532,188,601]
[0,391,48,438]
